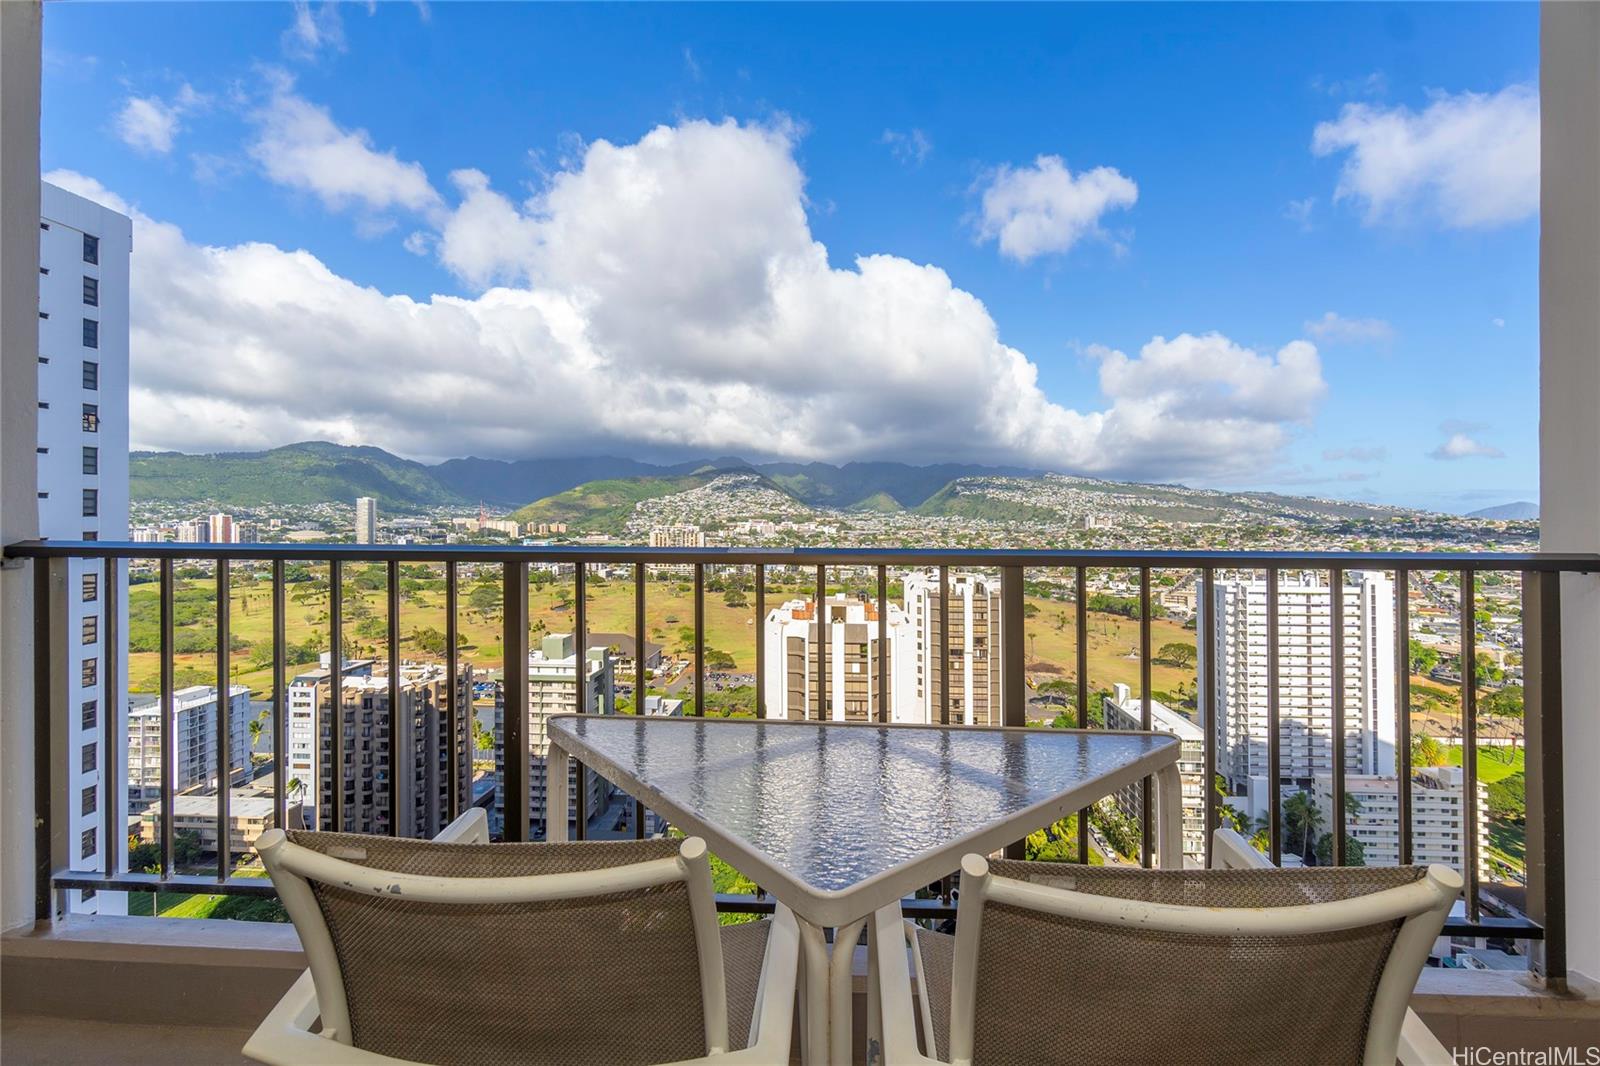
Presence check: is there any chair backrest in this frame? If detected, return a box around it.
[947,855,1460,1066]
[257,830,729,1066]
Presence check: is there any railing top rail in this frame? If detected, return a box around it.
[5,539,1598,572]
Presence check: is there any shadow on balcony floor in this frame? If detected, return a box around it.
[1,1015,254,1065]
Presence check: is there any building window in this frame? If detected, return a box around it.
[82,318,98,349]
[81,700,96,730]
[81,742,96,774]
[82,658,97,687]
[82,360,98,390]
[81,785,97,817]
[82,404,98,432]
[82,532,97,542]
[82,572,98,601]
[82,446,98,476]
[82,488,98,517]
[82,615,97,645]
[82,275,98,306]
[80,827,97,861]
[83,233,98,265]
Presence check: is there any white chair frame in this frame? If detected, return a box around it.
[870,827,1461,1066]
[244,808,801,1066]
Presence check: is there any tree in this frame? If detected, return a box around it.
[1408,639,1440,676]
[1481,685,1524,719]
[468,584,501,618]
[1474,653,1505,686]
[1315,831,1366,867]
[1411,732,1444,768]
[1282,791,1324,861]
[722,588,748,609]
[703,647,737,671]
[1155,642,1197,669]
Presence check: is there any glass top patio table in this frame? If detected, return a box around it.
[547,715,1180,927]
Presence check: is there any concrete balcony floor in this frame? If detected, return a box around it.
[2,1015,254,1065]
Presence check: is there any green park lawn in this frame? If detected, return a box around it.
[1443,744,1524,784]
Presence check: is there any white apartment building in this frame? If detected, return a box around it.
[354,497,377,544]
[39,181,131,915]
[495,634,616,839]
[902,571,1005,726]
[649,524,705,548]
[1314,766,1489,877]
[761,595,915,722]
[1103,683,1207,864]
[1207,571,1397,822]
[126,685,252,801]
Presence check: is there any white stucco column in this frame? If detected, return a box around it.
[1539,0,1600,991]
[0,0,43,933]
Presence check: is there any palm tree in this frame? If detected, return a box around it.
[1283,791,1324,861]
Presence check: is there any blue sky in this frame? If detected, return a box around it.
[41,2,1541,512]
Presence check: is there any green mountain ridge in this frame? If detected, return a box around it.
[130,442,468,510]
[508,472,725,533]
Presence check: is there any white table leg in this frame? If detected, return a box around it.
[793,913,867,1065]
[547,743,569,842]
[797,918,831,1066]
[1156,760,1183,869]
[829,917,867,1065]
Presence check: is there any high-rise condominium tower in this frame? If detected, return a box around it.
[39,181,131,915]
[494,634,616,839]
[761,595,914,721]
[355,496,378,544]
[902,571,1005,726]
[1206,571,1397,821]
[288,658,472,839]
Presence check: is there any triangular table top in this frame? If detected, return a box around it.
[548,714,1180,927]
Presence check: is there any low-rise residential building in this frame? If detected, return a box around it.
[1314,765,1490,877]
[138,791,300,855]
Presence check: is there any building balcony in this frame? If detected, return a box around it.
[3,540,1598,1061]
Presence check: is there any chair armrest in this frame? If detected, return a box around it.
[432,807,489,843]
[1211,828,1274,870]
[867,902,941,1065]
[1397,1007,1453,1066]
[242,971,423,1066]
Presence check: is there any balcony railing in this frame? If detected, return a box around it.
[7,540,1595,988]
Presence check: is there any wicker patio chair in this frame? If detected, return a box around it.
[870,828,1459,1065]
[244,809,799,1066]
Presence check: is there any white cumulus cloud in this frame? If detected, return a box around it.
[1312,84,1539,228]
[248,74,443,220]
[114,84,206,155]
[45,118,1323,480]
[975,155,1137,263]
